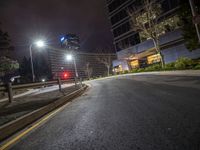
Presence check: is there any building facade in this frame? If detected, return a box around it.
[106,0,200,72]
[48,48,116,79]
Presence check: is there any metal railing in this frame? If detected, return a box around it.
[0,78,83,103]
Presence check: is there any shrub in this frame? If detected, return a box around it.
[137,68,145,72]
[164,62,175,70]
[145,64,161,71]
[194,63,200,70]
[174,57,194,70]
[124,70,129,74]
[131,69,138,73]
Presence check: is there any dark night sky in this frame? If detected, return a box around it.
[0,0,114,60]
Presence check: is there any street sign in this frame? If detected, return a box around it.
[193,15,200,24]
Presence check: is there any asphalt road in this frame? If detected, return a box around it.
[11,75,200,150]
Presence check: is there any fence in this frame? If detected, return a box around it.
[0,78,82,103]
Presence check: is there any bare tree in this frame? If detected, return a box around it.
[96,50,112,76]
[83,62,93,80]
[129,0,165,68]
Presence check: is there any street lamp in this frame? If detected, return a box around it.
[66,54,73,61]
[29,40,45,82]
[35,40,45,47]
[65,54,78,78]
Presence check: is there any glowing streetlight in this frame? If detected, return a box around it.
[65,54,78,78]
[29,40,46,82]
[66,54,73,61]
[41,78,46,82]
[35,40,45,48]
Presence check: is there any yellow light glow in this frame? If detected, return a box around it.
[147,54,161,64]
[130,60,139,68]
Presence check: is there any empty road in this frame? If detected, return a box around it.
[11,74,200,150]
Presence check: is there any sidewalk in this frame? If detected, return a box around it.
[0,84,80,126]
[119,70,200,77]
[0,83,74,103]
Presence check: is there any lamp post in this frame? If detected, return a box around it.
[66,54,78,78]
[29,40,45,82]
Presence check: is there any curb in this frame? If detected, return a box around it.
[85,70,200,82]
[0,85,88,142]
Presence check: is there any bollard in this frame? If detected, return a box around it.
[7,82,13,103]
[80,78,83,87]
[74,77,77,87]
[58,78,62,92]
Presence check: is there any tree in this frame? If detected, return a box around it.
[0,23,19,81]
[33,54,52,81]
[96,51,112,76]
[178,0,200,50]
[0,57,19,77]
[19,57,32,82]
[129,0,166,68]
[19,55,52,83]
[83,62,93,79]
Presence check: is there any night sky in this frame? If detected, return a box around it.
[0,0,114,60]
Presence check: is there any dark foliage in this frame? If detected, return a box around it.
[178,0,200,50]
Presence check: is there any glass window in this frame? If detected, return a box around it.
[169,0,180,9]
[162,0,170,13]
[113,22,131,37]
[108,0,129,13]
[111,10,128,25]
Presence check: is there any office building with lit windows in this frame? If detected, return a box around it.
[106,0,200,72]
[48,34,116,79]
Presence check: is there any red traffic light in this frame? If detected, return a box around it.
[62,71,71,79]
[63,72,68,78]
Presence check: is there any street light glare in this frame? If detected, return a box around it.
[66,54,73,61]
[35,40,45,47]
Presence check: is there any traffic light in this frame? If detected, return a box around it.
[63,72,68,79]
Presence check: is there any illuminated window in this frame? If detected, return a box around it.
[130,60,139,68]
[147,54,161,64]
[114,65,123,73]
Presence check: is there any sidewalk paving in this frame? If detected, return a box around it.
[0,84,80,126]
[0,83,74,103]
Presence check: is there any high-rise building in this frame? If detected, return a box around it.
[106,0,200,72]
[60,34,80,50]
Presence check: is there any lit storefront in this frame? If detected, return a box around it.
[113,65,123,73]
[113,59,130,73]
[130,60,139,69]
[147,54,161,64]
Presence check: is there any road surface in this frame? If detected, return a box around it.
[10,75,200,150]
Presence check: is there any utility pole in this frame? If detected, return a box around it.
[189,0,200,43]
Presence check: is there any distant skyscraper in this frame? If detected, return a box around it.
[60,34,80,50]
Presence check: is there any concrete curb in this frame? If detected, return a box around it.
[0,85,88,142]
[85,70,200,82]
